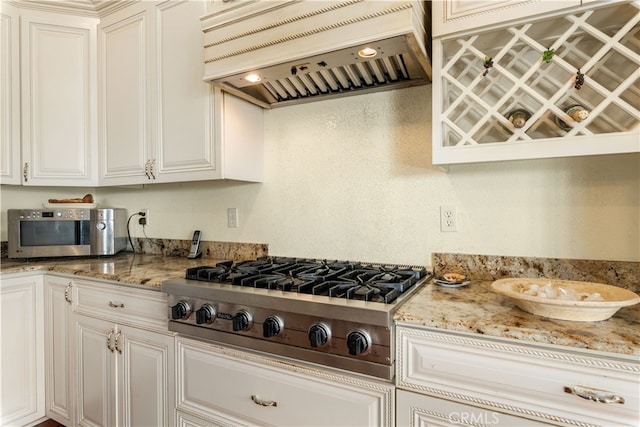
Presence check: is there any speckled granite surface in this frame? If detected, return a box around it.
[433,253,640,292]
[0,238,267,289]
[395,280,640,357]
[130,238,268,260]
[0,239,268,261]
[2,249,638,357]
[0,253,230,289]
[398,253,640,357]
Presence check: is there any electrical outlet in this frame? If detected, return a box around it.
[440,206,457,232]
[139,209,149,226]
[227,208,239,228]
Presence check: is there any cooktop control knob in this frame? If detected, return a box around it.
[195,304,216,324]
[346,330,371,356]
[262,315,283,338]
[232,309,252,331]
[308,323,330,348]
[171,300,192,320]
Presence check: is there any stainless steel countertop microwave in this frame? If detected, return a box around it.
[7,208,127,258]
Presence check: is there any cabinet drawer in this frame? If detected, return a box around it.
[72,279,167,330]
[396,389,548,426]
[397,327,640,427]
[177,337,393,426]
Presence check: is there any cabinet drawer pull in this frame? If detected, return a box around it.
[64,284,72,303]
[107,330,115,352]
[115,331,123,354]
[109,301,125,308]
[251,395,277,407]
[564,385,625,404]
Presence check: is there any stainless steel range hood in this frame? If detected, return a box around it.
[202,0,432,108]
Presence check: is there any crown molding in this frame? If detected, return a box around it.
[6,0,139,18]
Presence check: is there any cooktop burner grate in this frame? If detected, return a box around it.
[185,257,428,304]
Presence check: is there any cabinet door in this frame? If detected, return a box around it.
[154,0,217,183]
[74,314,117,427]
[98,2,155,185]
[0,275,44,426]
[99,1,263,186]
[118,325,174,427]
[0,2,20,185]
[396,389,548,426]
[20,12,98,186]
[44,276,74,425]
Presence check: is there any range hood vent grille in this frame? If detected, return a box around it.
[202,1,432,108]
[264,54,411,101]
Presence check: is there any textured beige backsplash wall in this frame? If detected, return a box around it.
[1,85,639,264]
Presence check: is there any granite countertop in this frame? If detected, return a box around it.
[395,280,640,357]
[0,252,224,289]
[2,253,639,357]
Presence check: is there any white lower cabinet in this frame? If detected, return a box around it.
[73,315,175,427]
[176,337,394,426]
[396,326,640,427]
[0,274,45,426]
[68,278,174,427]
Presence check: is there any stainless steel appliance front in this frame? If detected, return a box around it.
[162,258,431,379]
[7,208,127,258]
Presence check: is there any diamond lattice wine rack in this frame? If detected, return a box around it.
[432,2,640,165]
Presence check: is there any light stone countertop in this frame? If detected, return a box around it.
[2,253,638,357]
[0,253,225,289]
[395,279,640,357]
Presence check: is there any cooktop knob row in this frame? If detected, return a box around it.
[195,304,216,325]
[171,300,191,320]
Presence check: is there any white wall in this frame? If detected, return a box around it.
[1,86,639,265]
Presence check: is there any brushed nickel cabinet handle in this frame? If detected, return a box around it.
[564,385,625,404]
[150,159,156,179]
[64,284,72,303]
[23,163,28,182]
[144,160,151,179]
[107,330,115,352]
[108,301,124,308]
[251,395,277,407]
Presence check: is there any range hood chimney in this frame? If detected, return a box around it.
[202,0,432,108]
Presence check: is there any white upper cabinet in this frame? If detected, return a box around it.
[99,0,263,185]
[432,0,605,37]
[0,2,21,185]
[432,1,640,165]
[98,2,154,185]
[20,12,98,185]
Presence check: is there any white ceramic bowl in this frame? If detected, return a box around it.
[491,278,640,321]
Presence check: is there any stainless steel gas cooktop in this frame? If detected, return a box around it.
[161,257,431,379]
